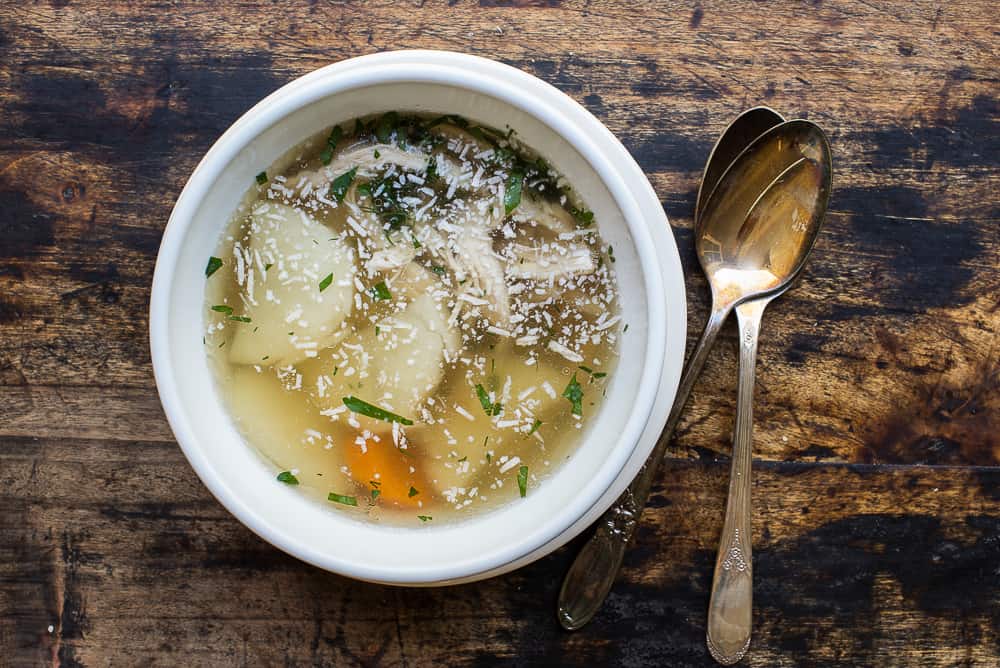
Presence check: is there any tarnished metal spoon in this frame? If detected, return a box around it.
[556,107,785,631]
[703,122,832,665]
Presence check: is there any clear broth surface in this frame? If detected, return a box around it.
[204,112,622,525]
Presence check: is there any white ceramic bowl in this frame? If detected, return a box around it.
[150,50,685,585]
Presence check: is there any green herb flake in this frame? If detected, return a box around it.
[342,396,414,425]
[228,315,251,323]
[319,147,333,165]
[562,373,584,416]
[623,323,629,333]
[373,149,381,159]
[264,262,273,271]
[571,207,595,227]
[262,355,270,361]
[376,111,399,143]
[318,272,333,292]
[211,304,233,315]
[517,465,529,498]
[457,456,467,463]
[255,171,268,185]
[328,492,358,506]
[276,471,299,485]
[430,265,446,276]
[504,169,524,214]
[593,372,607,379]
[578,365,594,375]
[417,515,432,522]
[205,256,223,277]
[475,383,502,417]
[408,486,419,498]
[608,245,616,263]
[330,167,357,203]
[528,418,543,435]
[370,281,391,300]
[370,488,381,502]
[375,326,381,337]
[328,124,343,147]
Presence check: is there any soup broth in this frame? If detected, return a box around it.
[204,112,622,525]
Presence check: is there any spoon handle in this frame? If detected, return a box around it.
[706,297,769,665]
[557,303,731,631]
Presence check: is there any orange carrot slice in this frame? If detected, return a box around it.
[343,434,425,508]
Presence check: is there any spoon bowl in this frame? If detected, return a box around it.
[696,106,785,224]
[697,120,832,308]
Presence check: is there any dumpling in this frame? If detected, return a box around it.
[412,353,568,496]
[228,202,355,366]
[300,265,459,420]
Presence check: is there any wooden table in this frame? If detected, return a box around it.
[1,2,997,666]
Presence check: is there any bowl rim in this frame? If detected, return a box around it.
[150,50,670,584]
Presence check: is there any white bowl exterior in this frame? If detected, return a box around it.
[150,51,684,585]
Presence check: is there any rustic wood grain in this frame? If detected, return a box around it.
[0,0,997,666]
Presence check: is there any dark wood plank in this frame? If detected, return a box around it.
[0,0,998,665]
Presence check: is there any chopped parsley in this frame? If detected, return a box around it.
[504,169,524,214]
[320,125,343,165]
[417,515,432,522]
[264,262,273,271]
[608,245,616,263]
[328,492,358,506]
[528,418,542,435]
[475,383,503,417]
[370,281,391,300]
[562,373,584,416]
[228,315,251,323]
[211,304,233,315]
[408,486,419,498]
[276,471,299,485]
[430,265,446,276]
[330,167,357,203]
[373,149,381,159]
[205,256,223,277]
[342,396,413,425]
[623,323,629,333]
[578,365,608,383]
[376,111,399,143]
[570,207,594,227]
[255,171,268,185]
[318,272,333,292]
[517,465,529,498]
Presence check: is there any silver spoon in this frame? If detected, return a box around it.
[703,122,832,664]
[557,107,785,631]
